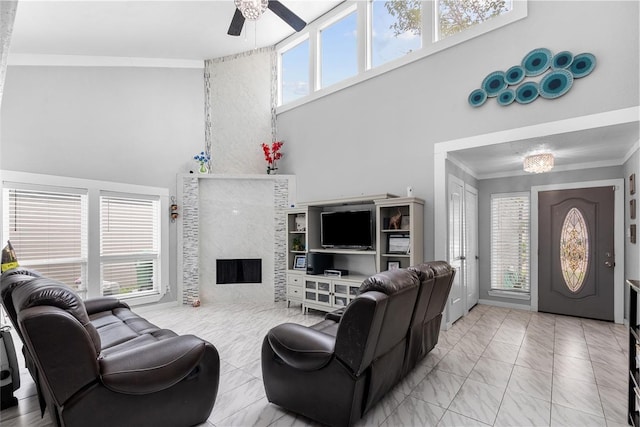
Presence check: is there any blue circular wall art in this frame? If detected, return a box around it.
[468,48,596,107]
[515,82,539,104]
[522,48,552,76]
[504,65,525,85]
[468,89,488,107]
[481,71,507,97]
[539,69,574,99]
[570,53,596,78]
[497,88,516,106]
[552,51,573,69]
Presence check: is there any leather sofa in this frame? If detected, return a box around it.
[261,261,455,427]
[0,268,220,427]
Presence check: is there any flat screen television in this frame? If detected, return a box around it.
[321,210,373,249]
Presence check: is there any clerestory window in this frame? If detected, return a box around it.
[277,0,526,109]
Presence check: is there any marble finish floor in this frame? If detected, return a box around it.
[0,302,629,426]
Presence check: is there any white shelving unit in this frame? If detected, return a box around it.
[285,194,424,313]
[375,197,425,272]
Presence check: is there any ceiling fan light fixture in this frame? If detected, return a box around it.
[524,153,554,173]
[234,0,269,20]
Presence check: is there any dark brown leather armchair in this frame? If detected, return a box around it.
[261,262,455,427]
[1,269,220,427]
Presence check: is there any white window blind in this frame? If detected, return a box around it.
[490,193,530,292]
[3,188,88,292]
[100,194,160,297]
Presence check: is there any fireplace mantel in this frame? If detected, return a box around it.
[177,173,295,304]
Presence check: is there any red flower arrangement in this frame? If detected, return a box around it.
[261,141,284,174]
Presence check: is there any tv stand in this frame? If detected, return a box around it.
[285,194,424,312]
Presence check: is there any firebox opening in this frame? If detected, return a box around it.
[216,259,262,284]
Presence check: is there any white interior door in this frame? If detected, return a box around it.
[465,185,479,311]
[448,175,465,324]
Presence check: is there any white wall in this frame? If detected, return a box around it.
[276,1,640,261]
[1,1,638,305]
[624,148,640,319]
[0,65,205,302]
[206,48,275,174]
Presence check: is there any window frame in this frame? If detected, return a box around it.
[99,191,162,299]
[278,34,311,106]
[1,171,169,306]
[318,6,359,90]
[276,0,527,112]
[489,191,531,298]
[369,0,423,70]
[2,184,89,296]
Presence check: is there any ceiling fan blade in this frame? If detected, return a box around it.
[268,0,306,32]
[228,8,245,36]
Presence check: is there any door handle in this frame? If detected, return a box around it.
[604,252,615,268]
[460,256,466,260]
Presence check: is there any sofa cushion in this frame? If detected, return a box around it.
[84,297,129,315]
[408,263,435,285]
[423,261,456,322]
[0,269,42,334]
[267,323,335,371]
[11,277,101,355]
[100,335,207,394]
[359,269,419,295]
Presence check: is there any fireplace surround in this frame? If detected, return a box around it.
[178,174,294,304]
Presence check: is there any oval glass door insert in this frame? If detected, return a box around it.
[560,207,589,292]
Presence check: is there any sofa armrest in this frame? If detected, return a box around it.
[84,297,129,315]
[267,323,335,371]
[99,334,207,394]
[324,308,345,322]
[19,306,101,406]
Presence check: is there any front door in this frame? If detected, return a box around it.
[538,186,615,321]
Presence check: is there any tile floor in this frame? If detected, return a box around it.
[0,302,630,427]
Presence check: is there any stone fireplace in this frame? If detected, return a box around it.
[178,174,294,304]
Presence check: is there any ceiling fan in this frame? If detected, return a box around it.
[228,0,307,36]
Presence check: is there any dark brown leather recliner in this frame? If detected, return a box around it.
[416,261,457,353]
[1,269,220,427]
[262,268,420,427]
[261,262,455,427]
[404,261,456,374]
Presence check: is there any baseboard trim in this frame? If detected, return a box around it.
[478,298,532,311]
[132,300,180,314]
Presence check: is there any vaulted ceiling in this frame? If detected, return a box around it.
[8,1,638,176]
[9,1,341,61]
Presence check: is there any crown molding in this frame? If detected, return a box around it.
[7,54,204,69]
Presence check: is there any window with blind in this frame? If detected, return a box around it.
[100,194,160,297]
[3,188,88,294]
[490,192,530,293]
[2,174,167,304]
